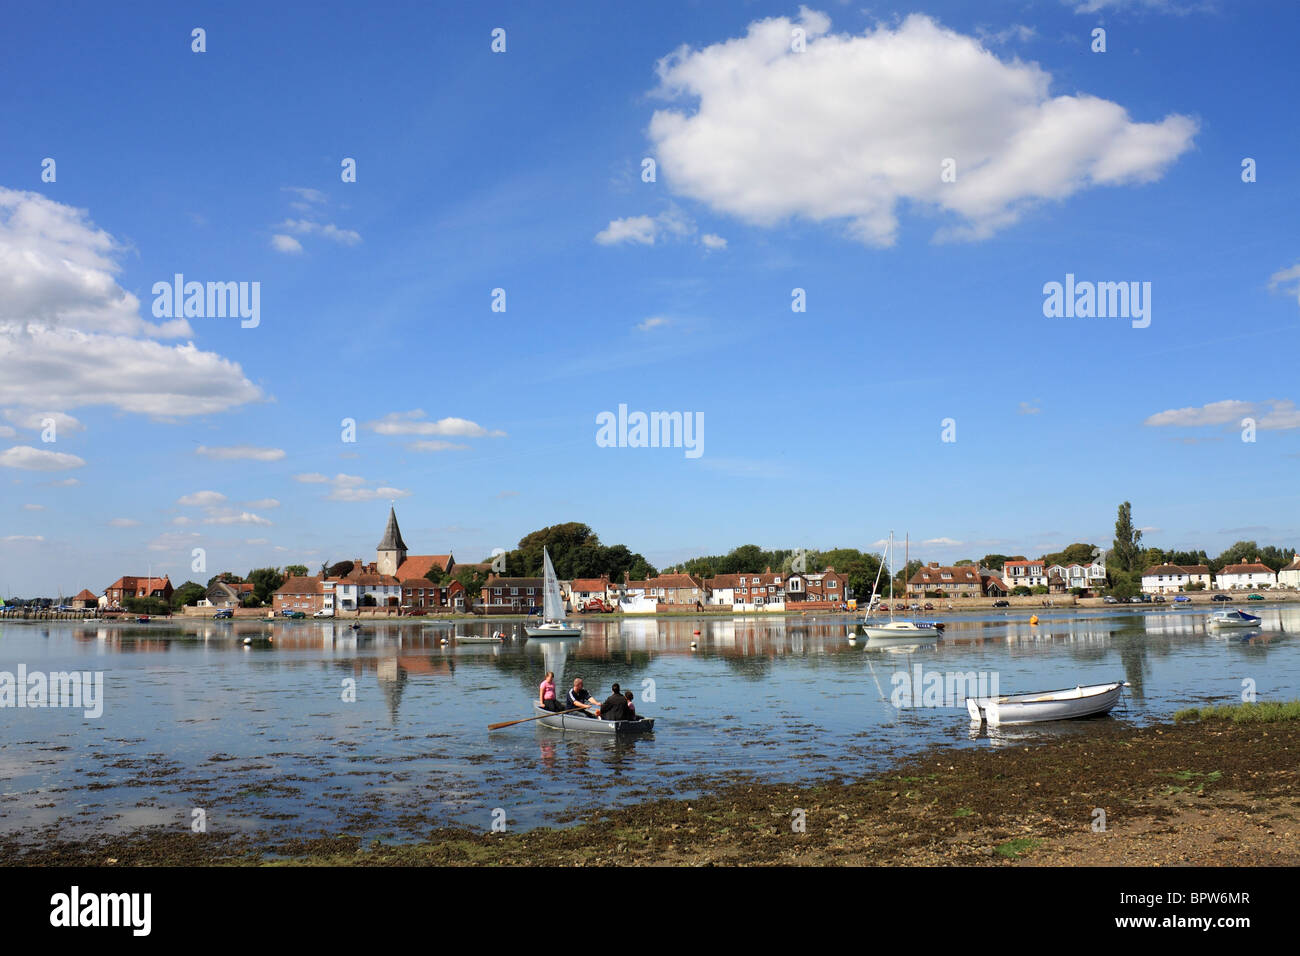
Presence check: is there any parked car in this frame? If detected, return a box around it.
[1211,594,1232,602]
[923,602,935,611]
[1247,594,1264,601]
[992,600,1010,608]
[213,609,233,619]
[1103,596,1119,604]
[280,609,306,619]
[312,608,334,618]
[1153,595,1166,603]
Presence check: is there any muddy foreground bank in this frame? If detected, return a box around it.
[5,717,1297,866]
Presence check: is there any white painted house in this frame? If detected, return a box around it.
[1141,564,1213,594]
[1278,554,1300,589]
[1216,561,1277,591]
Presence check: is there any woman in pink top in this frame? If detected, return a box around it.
[538,671,561,711]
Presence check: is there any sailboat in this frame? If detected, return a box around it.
[858,532,940,641]
[523,548,583,638]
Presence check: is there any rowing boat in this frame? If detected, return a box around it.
[532,704,655,734]
[966,680,1126,726]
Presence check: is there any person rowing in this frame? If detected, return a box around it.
[565,677,600,718]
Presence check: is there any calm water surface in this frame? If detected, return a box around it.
[1,607,1296,842]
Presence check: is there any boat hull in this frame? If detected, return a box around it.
[967,681,1125,726]
[1208,612,1261,628]
[524,624,583,638]
[533,705,654,734]
[858,622,940,640]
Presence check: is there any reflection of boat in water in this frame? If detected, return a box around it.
[967,680,1126,726]
[532,705,654,734]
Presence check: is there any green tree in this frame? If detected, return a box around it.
[284,564,308,578]
[170,581,206,608]
[245,567,285,606]
[1043,543,1100,567]
[326,560,354,578]
[424,564,448,585]
[1110,502,1143,573]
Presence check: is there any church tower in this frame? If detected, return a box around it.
[376,506,408,577]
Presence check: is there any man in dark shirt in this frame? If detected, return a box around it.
[599,682,630,721]
[566,677,600,717]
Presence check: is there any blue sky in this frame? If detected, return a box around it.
[2,0,1298,595]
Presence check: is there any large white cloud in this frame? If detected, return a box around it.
[0,187,264,416]
[646,11,1197,245]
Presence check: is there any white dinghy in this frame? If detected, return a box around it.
[967,680,1127,727]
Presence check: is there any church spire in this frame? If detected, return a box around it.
[377,506,407,552]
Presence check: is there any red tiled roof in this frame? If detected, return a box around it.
[396,555,453,579]
[1220,562,1275,575]
[909,565,980,585]
[74,589,97,600]
[570,578,609,592]
[275,575,325,595]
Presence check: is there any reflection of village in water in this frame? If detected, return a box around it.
[45,605,1296,725]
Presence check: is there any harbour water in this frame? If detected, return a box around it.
[1,606,1296,845]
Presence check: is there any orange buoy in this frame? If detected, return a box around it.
[1029,615,1039,625]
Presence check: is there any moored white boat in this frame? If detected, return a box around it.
[967,680,1127,726]
[523,548,584,639]
[857,532,940,641]
[1208,609,1262,628]
[859,619,941,640]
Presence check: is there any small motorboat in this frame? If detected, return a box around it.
[1209,609,1262,628]
[532,705,654,734]
[967,680,1127,726]
[136,616,150,623]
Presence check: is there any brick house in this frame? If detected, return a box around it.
[480,576,545,612]
[273,576,330,614]
[102,575,173,608]
[908,563,981,599]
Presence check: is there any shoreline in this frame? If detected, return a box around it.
[6,714,1296,867]
[6,595,1293,625]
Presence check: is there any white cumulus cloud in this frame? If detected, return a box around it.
[0,445,86,471]
[646,11,1197,245]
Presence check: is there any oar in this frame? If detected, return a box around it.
[488,705,591,731]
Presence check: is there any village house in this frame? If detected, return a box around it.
[480,576,544,612]
[335,563,402,609]
[1216,559,1278,591]
[718,572,784,610]
[273,575,332,614]
[101,575,173,608]
[624,573,706,606]
[785,569,850,604]
[400,578,466,613]
[200,579,256,608]
[908,563,981,599]
[1141,563,1214,594]
[568,576,612,609]
[980,571,1009,597]
[1278,554,1300,589]
[1002,560,1048,590]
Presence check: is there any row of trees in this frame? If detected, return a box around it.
[424,523,658,598]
